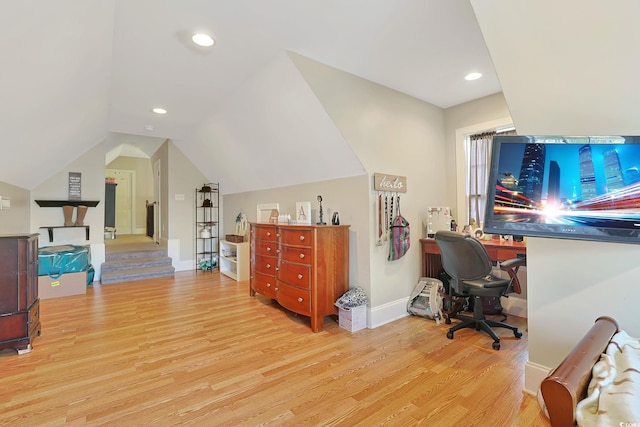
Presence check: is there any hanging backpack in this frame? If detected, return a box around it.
[388,214,410,260]
[407,277,444,324]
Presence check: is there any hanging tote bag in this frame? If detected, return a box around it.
[388,214,410,261]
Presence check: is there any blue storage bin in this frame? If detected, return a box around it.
[38,245,91,278]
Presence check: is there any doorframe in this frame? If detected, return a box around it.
[106,168,136,235]
[153,159,161,244]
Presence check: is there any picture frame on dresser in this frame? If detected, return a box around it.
[257,203,279,223]
[295,201,312,224]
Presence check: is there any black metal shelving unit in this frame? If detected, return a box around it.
[195,183,219,272]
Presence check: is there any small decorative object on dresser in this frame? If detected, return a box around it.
[316,195,326,225]
[295,201,312,225]
[250,222,350,332]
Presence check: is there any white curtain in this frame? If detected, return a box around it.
[467,129,517,227]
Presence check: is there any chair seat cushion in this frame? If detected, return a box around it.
[462,275,510,297]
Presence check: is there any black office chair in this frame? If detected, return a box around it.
[434,230,523,350]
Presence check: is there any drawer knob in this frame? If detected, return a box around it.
[297,297,304,303]
[275,287,279,291]
[266,232,271,237]
[266,263,271,269]
[297,274,303,280]
[299,253,305,259]
[267,247,272,252]
[267,283,271,287]
[299,235,305,241]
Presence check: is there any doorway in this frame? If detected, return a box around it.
[105,169,136,235]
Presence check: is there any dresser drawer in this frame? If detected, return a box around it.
[254,254,277,276]
[277,282,311,316]
[253,225,276,242]
[277,261,312,289]
[252,272,277,299]
[254,240,278,257]
[279,245,311,264]
[279,228,312,247]
[0,312,27,341]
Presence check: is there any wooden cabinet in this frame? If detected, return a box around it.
[0,234,41,354]
[250,223,349,332]
[220,240,249,281]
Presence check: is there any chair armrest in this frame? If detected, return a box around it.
[499,257,526,270]
[499,257,526,294]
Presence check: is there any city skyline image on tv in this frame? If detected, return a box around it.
[487,135,640,237]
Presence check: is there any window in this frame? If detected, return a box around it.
[464,128,516,228]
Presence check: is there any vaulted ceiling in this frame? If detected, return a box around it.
[3,1,638,193]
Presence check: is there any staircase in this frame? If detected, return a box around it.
[101,242,175,284]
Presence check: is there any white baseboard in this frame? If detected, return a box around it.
[524,361,552,395]
[369,297,409,329]
[90,243,105,281]
[175,260,195,272]
[501,295,527,318]
[367,295,527,329]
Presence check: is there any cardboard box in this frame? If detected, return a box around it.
[38,271,87,300]
[338,305,366,332]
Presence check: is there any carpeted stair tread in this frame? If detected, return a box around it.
[106,249,167,261]
[100,265,175,284]
[101,256,173,272]
[101,244,174,284]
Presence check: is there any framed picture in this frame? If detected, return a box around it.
[257,203,279,223]
[295,202,312,224]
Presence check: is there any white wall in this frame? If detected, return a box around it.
[31,142,106,247]
[0,181,30,234]
[444,93,512,222]
[166,141,209,270]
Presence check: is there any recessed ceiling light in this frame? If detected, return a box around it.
[152,107,167,114]
[144,125,154,131]
[192,33,214,47]
[465,72,482,81]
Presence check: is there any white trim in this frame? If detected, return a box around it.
[90,243,105,281]
[454,117,512,226]
[501,295,528,318]
[368,297,409,329]
[524,360,552,396]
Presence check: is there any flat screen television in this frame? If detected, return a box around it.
[483,135,640,245]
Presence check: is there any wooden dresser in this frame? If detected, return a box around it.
[0,234,41,354]
[250,223,350,332]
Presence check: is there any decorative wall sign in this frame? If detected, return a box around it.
[296,201,312,224]
[68,172,82,200]
[373,173,407,193]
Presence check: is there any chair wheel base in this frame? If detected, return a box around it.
[446,331,454,339]
[514,330,523,338]
[492,341,500,350]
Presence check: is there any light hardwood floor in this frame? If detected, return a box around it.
[0,271,549,426]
